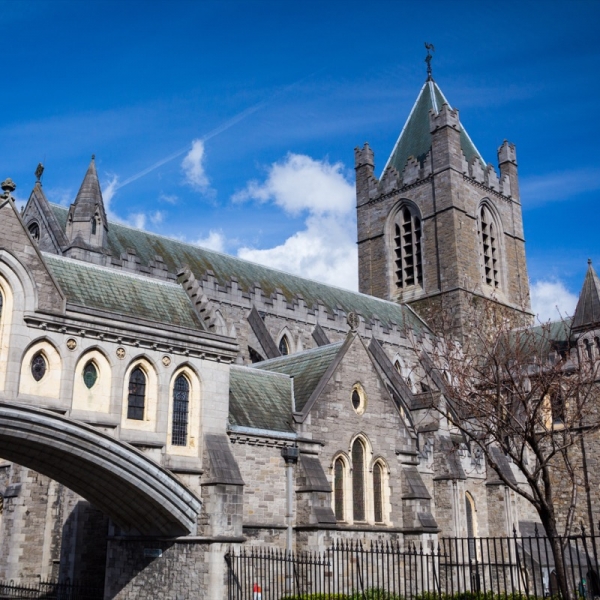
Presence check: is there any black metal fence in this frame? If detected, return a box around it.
[0,579,103,600]
[226,528,600,599]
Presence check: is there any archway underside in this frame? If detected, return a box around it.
[0,400,201,537]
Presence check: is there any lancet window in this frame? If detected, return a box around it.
[172,374,190,446]
[394,206,422,289]
[478,205,500,288]
[278,335,290,356]
[352,439,366,521]
[334,458,345,521]
[373,462,384,523]
[465,492,477,559]
[127,367,146,420]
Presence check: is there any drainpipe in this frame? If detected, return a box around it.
[281,445,299,592]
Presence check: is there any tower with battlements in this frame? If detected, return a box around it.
[355,72,532,335]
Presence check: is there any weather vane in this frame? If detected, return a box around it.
[425,42,435,80]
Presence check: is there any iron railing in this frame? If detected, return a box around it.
[226,527,600,599]
[0,578,103,599]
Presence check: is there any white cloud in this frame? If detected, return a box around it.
[530,279,578,322]
[150,210,165,225]
[159,192,178,204]
[195,230,226,252]
[234,153,358,290]
[521,167,600,208]
[233,153,354,216]
[182,139,210,192]
[128,212,146,230]
[102,174,119,214]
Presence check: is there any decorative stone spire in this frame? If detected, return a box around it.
[0,178,16,200]
[572,259,600,331]
[425,42,435,81]
[65,156,108,249]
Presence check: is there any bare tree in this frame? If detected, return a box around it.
[417,302,600,599]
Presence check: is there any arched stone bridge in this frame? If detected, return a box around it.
[0,398,201,537]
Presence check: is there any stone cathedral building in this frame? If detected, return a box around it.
[0,69,597,598]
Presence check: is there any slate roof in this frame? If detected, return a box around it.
[43,254,203,330]
[229,366,294,433]
[50,204,427,333]
[572,260,600,331]
[383,79,485,176]
[252,342,344,412]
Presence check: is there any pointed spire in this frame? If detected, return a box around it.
[381,78,485,177]
[70,155,107,227]
[572,259,600,331]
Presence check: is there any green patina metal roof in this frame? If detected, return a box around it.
[43,254,203,330]
[229,367,294,433]
[253,342,344,411]
[383,79,485,176]
[50,205,427,333]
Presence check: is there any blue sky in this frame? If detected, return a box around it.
[1,0,598,320]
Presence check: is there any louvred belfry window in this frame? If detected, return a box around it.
[394,206,422,289]
[352,439,366,521]
[172,375,190,446]
[479,205,500,288]
[127,367,146,420]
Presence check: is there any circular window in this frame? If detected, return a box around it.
[83,362,98,389]
[351,383,366,415]
[31,353,47,382]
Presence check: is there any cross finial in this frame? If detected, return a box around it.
[425,42,435,81]
[35,163,44,183]
[589,258,593,266]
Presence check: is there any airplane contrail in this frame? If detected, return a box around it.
[111,71,320,192]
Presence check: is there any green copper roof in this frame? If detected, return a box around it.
[253,342,344,411]
[383,80,485,176]
[229,367,294,433]
[50,205,427,333]
[43,254,203,330]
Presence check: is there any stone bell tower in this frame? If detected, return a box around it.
[355,65,532,336]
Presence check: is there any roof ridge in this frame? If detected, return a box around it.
[253,340,344,368]
[42,252,182,289]
[49,203,422,314]
[230,364,292,378]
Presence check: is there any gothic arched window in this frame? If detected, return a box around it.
[172,374,190,446]
[352,439,366,521]
[478,205,500,288]
[127,367,146,420]
[584,339,593,362]
[465,492,477,559]
[91,217,97,235]
[373,462,384,523]
[278,335,290,356]
[334,458,345,521]
[394,206,422,289]
[28,222,40,242]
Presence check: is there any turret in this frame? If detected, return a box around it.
[354,143,376,207]
[497,141,519,201]
[65,156,108,252]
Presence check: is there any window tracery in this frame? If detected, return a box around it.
[478,205,500,288]
[393,206,422,289]
[31,352,47,382]
[127,367,146,420]
[172,374,190,446]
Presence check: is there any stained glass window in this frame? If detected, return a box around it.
[83,362,98,389]
[127,367,146,420]
[352,439,365,521]
[334,458,345,521]
[373,463,383,523]
[172,375,190,446]
[394,206,422,289]
[31,353,47,382]
[278,336,290,356]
